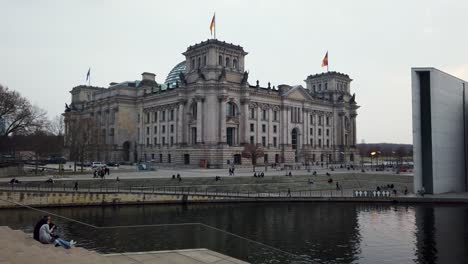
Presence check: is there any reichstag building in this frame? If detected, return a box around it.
[63,39,359,168]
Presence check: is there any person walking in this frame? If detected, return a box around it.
[73,181,78,191]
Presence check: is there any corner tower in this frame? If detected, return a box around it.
[182,39,248,85]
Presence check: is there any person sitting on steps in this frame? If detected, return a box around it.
[39,216,76,249]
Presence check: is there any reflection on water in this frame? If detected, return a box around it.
[0,203,467,264]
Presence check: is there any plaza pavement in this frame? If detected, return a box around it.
[0,164,413,183]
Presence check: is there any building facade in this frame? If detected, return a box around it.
[63,39,359,168]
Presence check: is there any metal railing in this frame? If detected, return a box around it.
[0,184,400,199]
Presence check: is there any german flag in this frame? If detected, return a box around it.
[210,14,215,36]
[321,51,328,67]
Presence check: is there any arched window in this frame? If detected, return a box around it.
[226,102,237,117]
[233,59,238,69]
[219,55,223,65]
[225,57,230,68]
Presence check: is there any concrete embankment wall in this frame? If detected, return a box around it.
[0,191,238,208]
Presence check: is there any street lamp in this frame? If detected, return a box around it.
[370,151,376,170]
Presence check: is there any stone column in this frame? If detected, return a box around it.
[256,106,261,145]
[218,96,228,144]
[282,106,288,146]
[177,102,185,144]
[351,114,357,146]
[196,98,203,143]
[241,99,250,144]
[268,107,273,147]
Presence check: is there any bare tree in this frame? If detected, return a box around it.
[241,143,264,172]
[48,115,65,136]
[0,85,48,136]
[67,117,97,172]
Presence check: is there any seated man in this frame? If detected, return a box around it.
[39,216,76,249]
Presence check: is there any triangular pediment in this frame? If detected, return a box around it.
[283,85,312,100]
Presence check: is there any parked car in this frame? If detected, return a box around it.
[92,162,105,168]
[47,157,67,164]
[106,162,119,167]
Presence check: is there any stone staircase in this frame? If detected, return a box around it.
[0,226,112,264]
[0,226,249,264]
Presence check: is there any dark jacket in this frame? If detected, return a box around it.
[33,219,47,241]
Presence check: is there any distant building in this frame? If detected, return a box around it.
[63,39,360,168]
[412,67,468,194]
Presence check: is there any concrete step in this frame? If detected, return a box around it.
[0,226,113,264]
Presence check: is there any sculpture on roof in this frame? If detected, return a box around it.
[218,67,226,81]
[179,72,187,86]
[65,103,71,112]
[197,68,206,81]
[240,71,249,86]
[350,93,356,104]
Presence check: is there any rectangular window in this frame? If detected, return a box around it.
[146,127,150,135]
[319,116,322,125]
[326,117,330,126]
[154,137,157,145]
[273,137,277,147]
[326,129,329,136]
[146,113,150,123]
[170,137,174,145]
[273,125,277,133]
[326,139,330,147]
[250,136,254,144]
[146,137,149,146]
[162,111,166,121]
[250,108,255,119]
[170,110,174,121]
[151,153,155,159]
[250,124,254,132]
[310,115,313,124]
[262,124,266,133]
[310,138,313,145]
[310,128,313,135]
[168,154,171,163]
[273,111,278,121]
[262,110,267,120]
[162,125,166,133]
[319,139,322,147]
[170,124,174,133]
[318,128,322,136]
[162,137,166,145]
[159,154,163,163]
[153,112,158,122]
[154,126,157,134]
[137,113,140,123]
[262,136,266,147]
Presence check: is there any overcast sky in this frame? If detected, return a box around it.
[2,0,468,144]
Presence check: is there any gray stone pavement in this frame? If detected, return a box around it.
[0,165,413,183]
[0,226,249,264]
[104,249,248,264]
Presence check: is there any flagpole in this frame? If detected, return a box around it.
[327,52,329,72]
[214,13,216,40]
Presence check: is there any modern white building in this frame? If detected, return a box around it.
[412,67,468,194]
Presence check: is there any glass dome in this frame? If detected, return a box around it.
[165,61,186,88]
